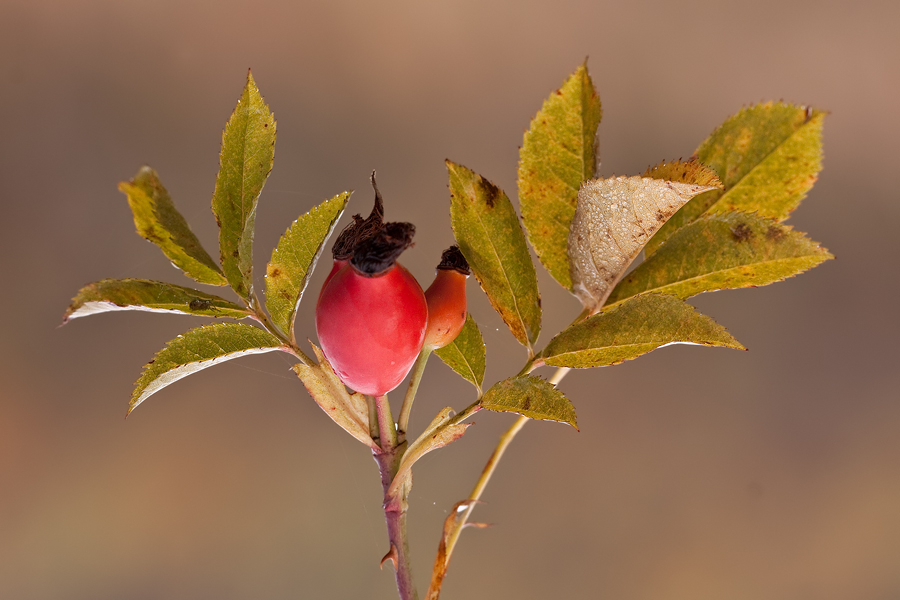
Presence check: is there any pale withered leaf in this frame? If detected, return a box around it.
[569,175,720,313]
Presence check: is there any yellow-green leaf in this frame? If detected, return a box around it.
[538,294,744,369]
[63,279,252,323]
[518,63,602,291]
[568,175,720,313]
[447,161,541,351]
[434,314,485,393]
[292,343,379,451]
[479,375,577,429]
[645,102,825,256]
[119,167,227,285]
[265,192,350,339]
[212,71,277,300]
[130,323,286,414]
[607,212,833,306]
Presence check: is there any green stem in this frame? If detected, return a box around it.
[374,394,398,452]
[398,347,432,434]
[250,291,313,365]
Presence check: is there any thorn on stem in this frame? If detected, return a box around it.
[380,543,399,571]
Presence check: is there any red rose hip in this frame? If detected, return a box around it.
[316,221,427,396]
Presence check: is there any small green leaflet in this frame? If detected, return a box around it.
[646,102,825,256]
[479,375,577,429]
[212,70,277,300]
[537,294,744,369]
[447,160,542,351]
[265,192,350,339]
[518,63,602,291]
[434,314,486,393]
[606,212,833,306]
[292,343,379,451]
[129,323,287,414]
[119,167,227,286]
[63,279,252,323]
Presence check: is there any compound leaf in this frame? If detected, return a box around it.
[212,70,276,300]
[119,167,227,285]
[518,62,601,291]
[646,102,825,256]
[63,279,252,323]
[607,212,833,306]
[265,192,350,338]
[538,293,744,369]
[434,314,486,393]
[130,323,286,414]
[479,375,577,429]
[447,160,541,350]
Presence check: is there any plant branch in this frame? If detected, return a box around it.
[398,347,432,434]
[374,394,398,452]
[426,366,571,599]
[249,291,314,365]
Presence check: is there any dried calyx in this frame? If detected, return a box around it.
[331,172,385,260]
[351,221,416,276]
[436,245,470,276]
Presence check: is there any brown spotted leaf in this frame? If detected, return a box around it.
[606,212,833,306]
[645,102,825,256]
[479,375,577,429]
[447,160,542,351]
[537,293,744,369]
[518,63,602,291]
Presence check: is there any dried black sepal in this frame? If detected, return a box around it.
[436,245,470,276]
[331,171,385,260]
[351,222,416,276]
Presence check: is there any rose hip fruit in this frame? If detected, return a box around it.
[423,245,470,350]
[316,220,427,396]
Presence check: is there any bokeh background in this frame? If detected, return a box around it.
[2,0,898,598]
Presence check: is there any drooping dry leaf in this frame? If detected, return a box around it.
[568,175,721,313]
[292,342,379,451]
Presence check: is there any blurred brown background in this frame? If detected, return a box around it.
[1,0,898,598]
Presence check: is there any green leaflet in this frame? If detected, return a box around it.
[607,212,833,306]
[538,294,744,369]
[447,160,542,351]
[479,375,577,429]
[129,323,286,414]
[434,314,486,393]
[646,102,825,256]
[292,343,379,451]
[212,71,277,300]
[265,192,350,339]
[63,278,252,323]
[119,167,227,286]
[518,63,602,291]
